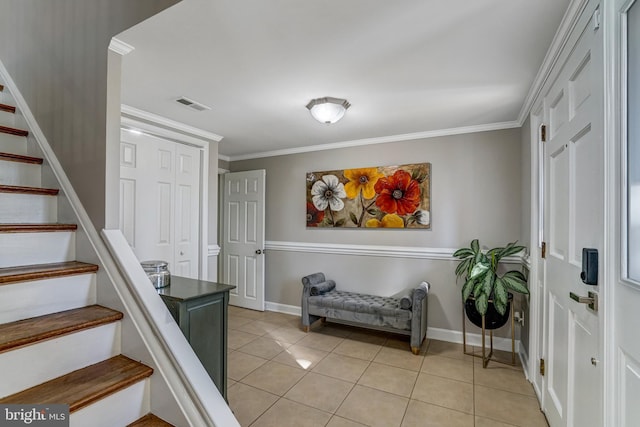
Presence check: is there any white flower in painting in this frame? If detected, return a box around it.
[415,210,430,225]
[311,175,346,211]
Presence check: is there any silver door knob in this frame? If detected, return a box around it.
[255,249,263,255]
[591,357,599,366]
[180,251,184,256]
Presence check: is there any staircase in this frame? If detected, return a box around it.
[0,84,173,426]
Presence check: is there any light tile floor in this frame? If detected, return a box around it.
[227,306,548,427]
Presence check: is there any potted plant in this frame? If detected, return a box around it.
[454,239,529,329]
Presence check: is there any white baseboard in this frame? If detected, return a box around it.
[265,302,522,354]
[427,326,520,353]
[265,301,301,316]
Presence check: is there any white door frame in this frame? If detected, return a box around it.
[603,0,640,425]
[120,105,222,280]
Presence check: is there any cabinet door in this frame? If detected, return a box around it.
[184,294,227,398]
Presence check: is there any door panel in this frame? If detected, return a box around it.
[542,3,603,426]
[222,170,265,311]
[614,1,640,425]
[174,145,200,278]
[119,131,201,279]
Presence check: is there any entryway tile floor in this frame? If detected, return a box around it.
[227,306,548,427]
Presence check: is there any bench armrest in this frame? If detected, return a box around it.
[410,281,430,352]
[309,280,336,296]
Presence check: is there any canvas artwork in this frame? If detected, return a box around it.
[306,163,431,229]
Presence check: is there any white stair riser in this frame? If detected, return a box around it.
[0,160,41,187]
[71,379,149,427]
[0,133,27,155]
[0,90,16,108]
[0,232,74,268]
[0,322,121,398]
[0,110,15,127]
[0,274,96,324]
[0,192,57,223]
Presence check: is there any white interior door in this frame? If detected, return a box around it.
[542,4,604,426]
[120,130,201,278]
[222,170,265,311]
[174,143,201,278]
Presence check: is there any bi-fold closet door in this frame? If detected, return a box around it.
[120,129,201,279]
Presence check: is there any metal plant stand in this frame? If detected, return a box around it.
[462,298,516,368]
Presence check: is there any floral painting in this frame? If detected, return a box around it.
[306,163,431,229]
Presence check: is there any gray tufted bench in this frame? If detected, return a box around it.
[301,272,430,354]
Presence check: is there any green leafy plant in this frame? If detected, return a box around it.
[453,239,529,316]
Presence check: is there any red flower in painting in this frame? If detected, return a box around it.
[374,170,421,215]
[306,202,325,227]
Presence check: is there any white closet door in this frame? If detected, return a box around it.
[119,130,201,278]
[174,143,200,279]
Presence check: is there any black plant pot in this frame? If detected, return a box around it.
[465,293,513,330]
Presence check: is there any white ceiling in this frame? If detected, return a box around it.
[118,0,570,160]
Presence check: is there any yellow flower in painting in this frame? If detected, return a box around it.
[365,214,405,228]
[344,168,385,199]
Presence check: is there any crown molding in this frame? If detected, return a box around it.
[225,120,520,162]
[121,104,223,144]
[517,0,590,124]
[109,37,135,56]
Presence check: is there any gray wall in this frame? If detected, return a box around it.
[230,128,524,334]
[520,117,532,248]
[519,116,532,357]
[0,0,179,229]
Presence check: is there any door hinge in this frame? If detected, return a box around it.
[540,358,545,376]
[541,124,547,142]
[541,241,547,259]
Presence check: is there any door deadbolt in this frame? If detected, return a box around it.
[569,291,598,312]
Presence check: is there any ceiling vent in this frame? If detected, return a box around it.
[175,96,211,111]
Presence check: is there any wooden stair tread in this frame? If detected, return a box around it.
[0,355,153,412]
[0,223,77,233]
[129,414,175,427]
[0,261,98,285]
[0,125,28,137]
[0,305,123,353]
[0,103,15,114]
[0,152,43,164]
[0,184,59,196]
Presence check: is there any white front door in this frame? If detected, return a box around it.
[609,0,640,425]
[222,170,265,311]
[541,3,604,426]
[120,130,201,278]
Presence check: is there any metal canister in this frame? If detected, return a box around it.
[141,260,171,289]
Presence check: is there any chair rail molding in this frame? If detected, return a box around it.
[265,240,525,264]
[208,244,221,256]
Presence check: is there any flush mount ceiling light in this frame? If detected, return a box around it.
[306,97,351,124]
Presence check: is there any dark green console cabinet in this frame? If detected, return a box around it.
[158,276,235,400]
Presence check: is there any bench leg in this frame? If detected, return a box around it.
[303,325,310,333]
[321,317,326,324]
[411,346,420,355]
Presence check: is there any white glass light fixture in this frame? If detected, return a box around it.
[306,97,351,124]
